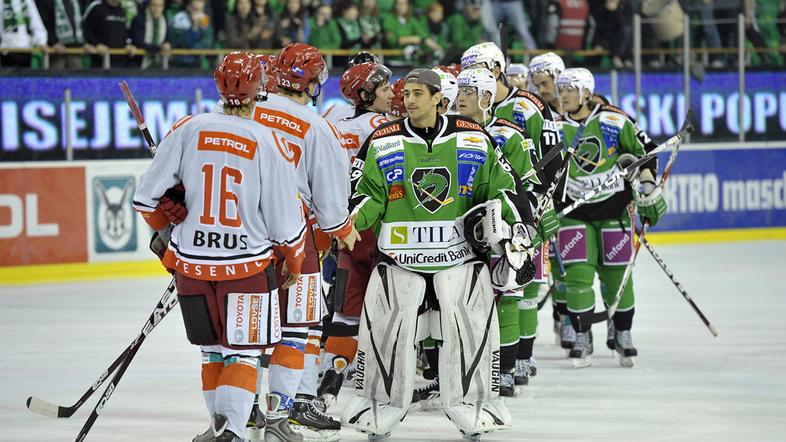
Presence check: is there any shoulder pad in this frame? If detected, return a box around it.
[601,104,628,117]
[451,115,484,132]
[370,120,403,140]
[514,90,546,112]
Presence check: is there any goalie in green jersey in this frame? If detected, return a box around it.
[339,68,538,440]
[554,68,668,369]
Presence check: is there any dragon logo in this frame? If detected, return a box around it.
[573,135,605,174]
[410,167,452,213]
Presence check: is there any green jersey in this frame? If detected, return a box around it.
[557,104,658,222]
[348,114,532,273]
[485,117,539,189]
[493,87,562,194]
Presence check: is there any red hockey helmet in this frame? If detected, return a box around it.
[214,51,262,106]
[255,53,278,93]
[390,78,407,117]
[340,62,392,107]
[436,63,462,78]
[348,51,380,67]
[273,43,328,93]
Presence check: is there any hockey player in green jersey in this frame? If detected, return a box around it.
[340,68,537,440]
[455,67,542,395]
[554,68,667,368]
[462,42,562,385]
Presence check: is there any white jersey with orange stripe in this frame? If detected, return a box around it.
[322,102,355,126]
[333,109,390,166]
[252,94,351,236]
[132,112,307,279]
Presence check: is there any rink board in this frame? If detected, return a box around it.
[1,144,785,280]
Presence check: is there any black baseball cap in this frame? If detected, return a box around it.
[404,68,442,91]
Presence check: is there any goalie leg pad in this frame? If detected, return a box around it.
[433,262,501,408]
[342,263,425,436]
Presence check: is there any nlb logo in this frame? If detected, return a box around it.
[198,131,257,160]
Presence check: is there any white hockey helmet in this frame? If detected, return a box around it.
[457,68,497,115]
[528,52,565,79]
[432,68,458,111]
[506,63,529,78]
[556,67,595,102]
[461,42,506,74]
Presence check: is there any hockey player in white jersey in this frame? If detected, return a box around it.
[433,68,458,115]
[252,42,360,442]
[322,51,381,126]
[132,51,307,442]
[317,60,393,410]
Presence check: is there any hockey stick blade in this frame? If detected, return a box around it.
[26,349,126,418]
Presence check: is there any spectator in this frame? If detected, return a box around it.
[590,0,633,68]
[381,0,428,65]
[0,0,47,67]
[335,0,362,51]
[252,0,277,46]
[529,0,560,48]
[492,0,537,50]
[683,0,724,68]
[308,4,340,49]
[131,0,170,68]
[358,0,383,48]
[715,0,773,65]
[446,2,485,54]
[222,0,268,48]
[38,0,86,69]
[422,2,447,64]
[168,0,213,68]
[164,0,183,22]
[83,0,137,68]
[555,0,588,50]
[275,0,306,47]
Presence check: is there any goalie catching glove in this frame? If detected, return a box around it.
[462,200,538,290]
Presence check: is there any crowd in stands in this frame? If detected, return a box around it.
[1,0,784,69]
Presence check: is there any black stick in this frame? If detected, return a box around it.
[641,237,719,337]
[74,280,178,441]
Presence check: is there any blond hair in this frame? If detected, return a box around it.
[222,102,255,118]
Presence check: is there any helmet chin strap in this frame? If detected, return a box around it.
[306,82,322,106]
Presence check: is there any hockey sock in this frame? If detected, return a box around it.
[201,350,223,420]
[297,328,323,398]
[425,346,439,373]
[517,337,535,360]
[216,354,258,437]
[519,283,539,343]
[324,335,358,365]
[612,308,634,331]
[498,297,519,372]
[269,328,307,411]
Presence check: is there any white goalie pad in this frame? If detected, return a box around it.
[433,262,500,406]
[342,263,425,437]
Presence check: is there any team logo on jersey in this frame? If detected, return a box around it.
[410,167,452,213]
[93,176,137,253]
[573,136,604,173]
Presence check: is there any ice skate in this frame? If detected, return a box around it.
[215,430,246,442]
[514,357,536,386]
[560,314,576,350]
[614,329,638,368]
[247,402,266,441]
[499,371,515,397]
[411,378,440,410]
[264,394,303,442]
[606,319,616,351]
[316,356,347,412]
[461,430,482,441]
[569,331,593,368]
[553,312,562,346]
[193,427,213,442]
[289,396,340,442]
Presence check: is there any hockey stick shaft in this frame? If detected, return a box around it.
[119,80,157,154]
[74,279,178,441]
[640,236,719,337]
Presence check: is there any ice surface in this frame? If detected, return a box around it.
[1,241,785,441]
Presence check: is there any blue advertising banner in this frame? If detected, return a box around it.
[1,72,786,161]
[653,145,786,232]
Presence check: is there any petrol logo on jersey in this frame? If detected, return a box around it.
[93,176,137,253]
[573,136,604,174]
[410,167,452,213]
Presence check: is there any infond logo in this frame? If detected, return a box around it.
[93,176,137,253]
[390,226,408,244]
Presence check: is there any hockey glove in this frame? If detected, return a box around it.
[490,223,538,291]
[537,200,559,242]
[149,226,174,274]
[618,153,640,182]
[461,200,510,253]
[636,175,667,227]
[159,184,187,225]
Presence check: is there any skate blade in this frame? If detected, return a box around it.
[618,355,635,368]
[245,427,265,442]
[291,425,340,442]
[513,385,526,396]
[359,429,390,440]
[571,356,592,368]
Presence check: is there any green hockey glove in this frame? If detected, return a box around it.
[636,180,667,227]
